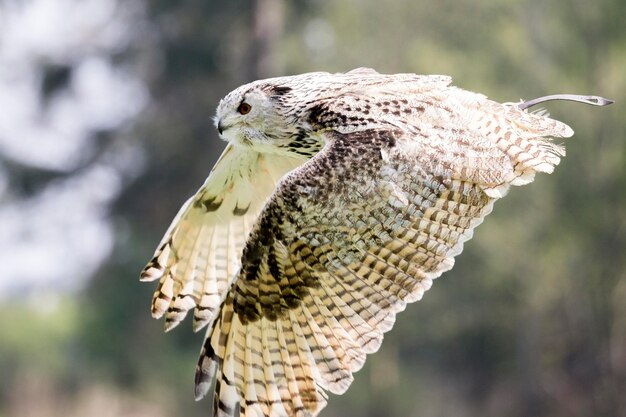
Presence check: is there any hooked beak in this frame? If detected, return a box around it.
[217,120,225,135]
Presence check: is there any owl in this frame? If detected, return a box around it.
[140,68,612,417]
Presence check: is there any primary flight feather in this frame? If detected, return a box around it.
[140,67,612,416]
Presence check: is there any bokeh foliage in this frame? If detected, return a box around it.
[1,0,624,416]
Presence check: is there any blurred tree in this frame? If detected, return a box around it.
[0,0,624,417]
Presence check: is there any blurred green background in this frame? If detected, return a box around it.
[0,0,624,416]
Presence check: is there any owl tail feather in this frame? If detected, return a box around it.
[519,94,614,110]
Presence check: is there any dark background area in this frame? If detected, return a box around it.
[0,1,624,416]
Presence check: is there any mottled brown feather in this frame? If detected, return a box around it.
[197,110,569,415]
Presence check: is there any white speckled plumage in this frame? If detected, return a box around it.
[141,68,606,417]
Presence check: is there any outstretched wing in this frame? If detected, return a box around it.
[195,101,573,417]
[140,143,306,331]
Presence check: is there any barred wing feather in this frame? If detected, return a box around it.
[140,143,306,332]
[196,104,573,417]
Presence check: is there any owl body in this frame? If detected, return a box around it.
[141,68,589,417]
[215,69,496,156]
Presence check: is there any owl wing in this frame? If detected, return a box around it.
[140,143,306,331]
[195,104,573,417]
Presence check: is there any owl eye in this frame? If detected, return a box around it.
[237,102,252,115]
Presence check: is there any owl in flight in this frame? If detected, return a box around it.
[141,68,611,417]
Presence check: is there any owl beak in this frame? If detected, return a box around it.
[217,120,225,135]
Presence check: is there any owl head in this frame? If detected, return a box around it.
[214,79,305,153]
